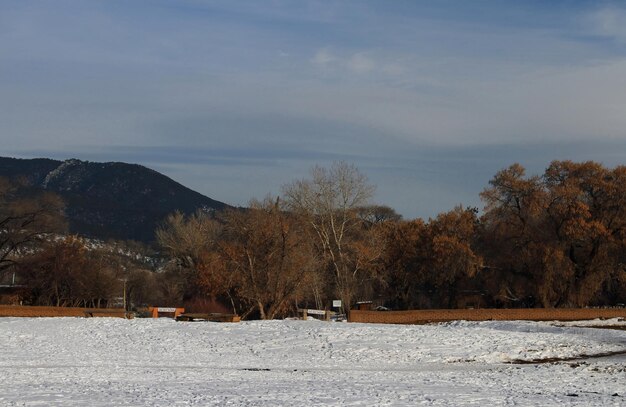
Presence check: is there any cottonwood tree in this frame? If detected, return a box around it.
[17,236,120,307]
[542,161,623,306]
[0,177,66,277]
[376,208,481,309]
[156,210,223,303]
[479,164,550,306]
[282,162,377,311]
[356,205,402,226]
[220,197,316,319]
[375,219,428,309]
[156,210,221,270]
[479,161,626,307]
[426,206,482,307]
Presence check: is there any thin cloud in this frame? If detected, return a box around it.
[311,48,336,67]
[311,48,406,77]
[3,1,626,219]
[347,52,375,73]
[588,6,626,43]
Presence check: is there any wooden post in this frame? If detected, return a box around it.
[147,307,156,318]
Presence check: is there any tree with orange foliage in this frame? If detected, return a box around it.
[427,206,482,307]
[542,161,621,306]
[18,236,122,307]
[375,219,428,309]
[375,207,481,309]
[220,197,316,319]
[479,163,553,306]
[480,161,626,307]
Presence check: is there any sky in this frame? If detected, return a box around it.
[2,0,626,219]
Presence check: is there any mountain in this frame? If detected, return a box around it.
[0,157,229,242]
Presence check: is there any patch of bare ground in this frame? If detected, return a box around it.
[510,349,626,364]
[574,325,626,331]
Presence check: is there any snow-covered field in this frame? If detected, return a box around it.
[1,318,625,406]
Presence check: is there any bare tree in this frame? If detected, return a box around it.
[356,205,402,226]
[17,236,128,307]
[220,197,316,319]
[156,210,221,270]
[0,177,66,277]
[155,210,224,307]
[282,162,376,311]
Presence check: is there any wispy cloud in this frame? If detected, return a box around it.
[311,48,404,76]
[588,6,626,43]
[347,52,375,73]
[311,48,336,67]
[3,1,626,219]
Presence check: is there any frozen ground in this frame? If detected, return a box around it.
[0,318,625,406]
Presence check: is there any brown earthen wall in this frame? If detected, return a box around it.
[0,305,127,318]
[348,308,626,324]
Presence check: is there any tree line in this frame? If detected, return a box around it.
[2,160,625,317]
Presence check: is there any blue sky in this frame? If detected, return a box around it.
[2,1,626,219]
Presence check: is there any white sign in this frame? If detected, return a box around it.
[306,309,327,315]
[332,300,342,308]
[157,307,178,313]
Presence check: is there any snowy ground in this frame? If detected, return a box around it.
[0,318,625,406]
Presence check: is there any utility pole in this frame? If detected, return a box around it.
[122,278,127,311]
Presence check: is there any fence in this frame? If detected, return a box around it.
[298,308,340,321]
[348,308,626,324]
[146,307,185,319]
[0,305,131,318]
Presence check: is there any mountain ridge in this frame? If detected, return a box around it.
[0,156,229,243]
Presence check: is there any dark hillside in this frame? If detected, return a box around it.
[0,157,229,242]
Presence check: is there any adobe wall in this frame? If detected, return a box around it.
[0,305,128,318]
[348,308,626,324]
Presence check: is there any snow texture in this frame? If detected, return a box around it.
[0,318,624,406]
